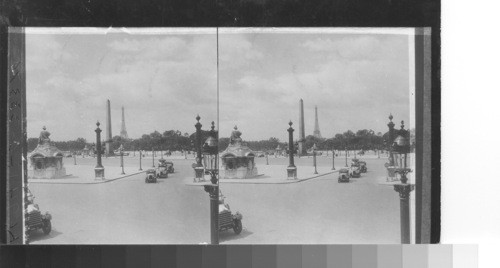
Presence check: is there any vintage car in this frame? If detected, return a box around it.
[350,160,361,178]
[158,159,174,174]
[156,160,169,178]
[338,168,350,183]
[359,161,367,173]
[26,190,52,236]
[219,191,243,235]
[145,169,158,183]
[165,161,174,173]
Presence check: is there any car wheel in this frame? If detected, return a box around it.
[42,220,51,235]
[233,219,242,235]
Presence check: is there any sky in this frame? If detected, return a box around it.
[26,29,218,141]
[218,29,413,141]
[26,28,413,142]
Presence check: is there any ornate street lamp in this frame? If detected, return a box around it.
[344,146,348,167]
[94,121,105,180]
[194,115,204,181]
[331,147,336,170]
[392,121,414,244]
[387,114,396,166]
[287,121,297,179]
[139,150,143,171]
[312,143,318,174]
[152,147,155,167]
[119,144,125,175]
[202,121,219,245]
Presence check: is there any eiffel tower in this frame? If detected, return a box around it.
[120,106,129,139]
[313,105,322,139]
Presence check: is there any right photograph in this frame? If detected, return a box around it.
[213,28,429,244]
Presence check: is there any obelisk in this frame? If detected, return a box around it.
[298,99,306,156]
[105,99,113,155]
[313,105,322,139]
[120,106,129,139]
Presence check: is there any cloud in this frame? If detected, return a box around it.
[219,34,264,72]
[27,33,217,141]
[26,34,77,71]
[219,34,411,140]
[302,35,407,61]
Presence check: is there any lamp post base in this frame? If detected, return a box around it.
[287,166,297,180]
[204,183,219,245]
[94,167,105,180]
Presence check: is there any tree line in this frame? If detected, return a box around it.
[28,128,414,154]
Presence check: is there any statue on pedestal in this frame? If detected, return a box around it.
[28,126,67,179]
[220,126,258,179]
[38,126,51,145]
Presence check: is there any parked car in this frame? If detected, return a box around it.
[219,191,243,235]
[349,159,361,178]
[145,169,158,183]
[338,168,350,183]
[350,164,361,178]
[359,161,367,173]
[164,161,174,173]
[26,190,52,236]
[114,150,130,156]
[157,160,169,178]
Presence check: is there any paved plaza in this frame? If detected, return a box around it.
[28,153,411,244]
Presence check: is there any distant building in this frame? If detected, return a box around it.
[313,105,322,139]
[120,106,129,139]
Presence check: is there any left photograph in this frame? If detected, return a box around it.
[25,28,218,244]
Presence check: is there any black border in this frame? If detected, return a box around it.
[0,0,440,264]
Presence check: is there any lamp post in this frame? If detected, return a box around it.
[139,150,142,171]
[119,144,125,175]
[94,121,105,180]
[392,121,414,244]
[73,153,77,165]
[286,121,297,179]
[152,148,155,167]
[202,121,219,245]
[387,114,395,166]
[194,115,204,181]
[312,144,318,174]
[344,147,348,167]
[266,152,269,165]
[332,147,336,170]
[294,141,299,157]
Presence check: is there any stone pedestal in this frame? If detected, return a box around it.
[29,134,67,180]
[95,167,105,180]
[287,166,297,180]
[220,166,259,179]
[32,166,67,180]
